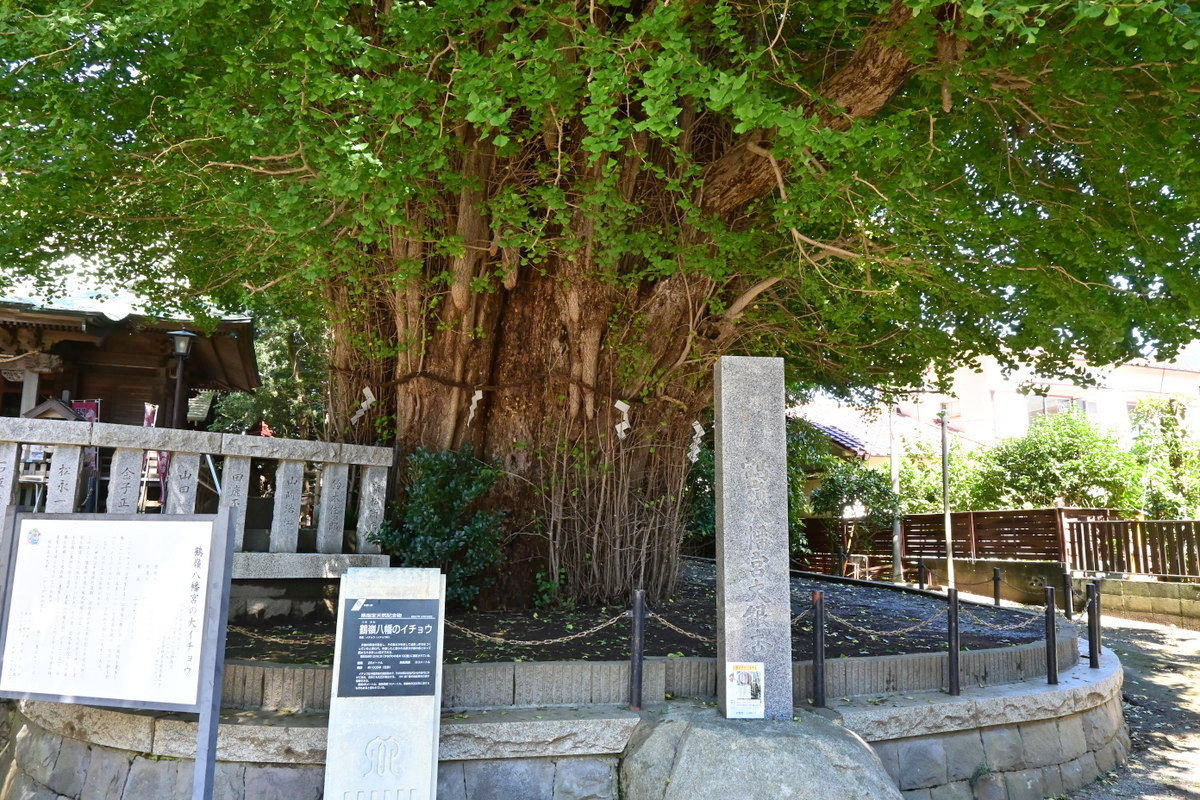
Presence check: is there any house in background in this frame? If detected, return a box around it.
[898,346,1200,446]
[791,402,982,468]
[0,295,259,426]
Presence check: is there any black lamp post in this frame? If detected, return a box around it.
[167,330,197,429]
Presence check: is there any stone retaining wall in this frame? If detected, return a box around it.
[0,703,628,800]
[1077,577,1200,630]
[920,559,1070,607]
[0,650,1122,800]
[837,653,1128,800]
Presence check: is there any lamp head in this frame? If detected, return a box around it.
[167,330,197,358]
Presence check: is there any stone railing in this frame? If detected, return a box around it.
[0,418,392,558]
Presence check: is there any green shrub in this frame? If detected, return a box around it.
[684,417,830,556]
[368,447,505,607]
[810,459,901,551]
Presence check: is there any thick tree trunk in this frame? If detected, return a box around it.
[328,252,713,604]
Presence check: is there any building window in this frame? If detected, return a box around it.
[1027,395,1095,420]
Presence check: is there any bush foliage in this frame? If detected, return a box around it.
[898,403,1200,518]
[368,447,505,607]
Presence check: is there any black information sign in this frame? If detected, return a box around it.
[337,598,440,698]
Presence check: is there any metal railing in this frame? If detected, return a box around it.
[0,417,393,555]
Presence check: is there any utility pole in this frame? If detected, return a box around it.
[890,404,903,582]
[940,403,955,588]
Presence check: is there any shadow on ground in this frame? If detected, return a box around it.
[1070,617,1200,799]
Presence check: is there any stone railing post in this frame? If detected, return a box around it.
[0,419,393,557]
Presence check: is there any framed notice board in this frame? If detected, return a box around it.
[0,510,234,713]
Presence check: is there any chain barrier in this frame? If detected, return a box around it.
[444,612,627,647]
[791,608,813,627]
[228,625,332,646]
[826,606,947,636]
[915,566,1077,598]
[918,567,996,589]
[1000,576,1045,593]
[959,608,1044,631]
[648,611,716,644]
[929,571,994,589]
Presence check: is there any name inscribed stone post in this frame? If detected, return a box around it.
[324,567,446,800]
[714,356,793,721]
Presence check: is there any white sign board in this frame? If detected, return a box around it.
[0,514,229,713]
[324,568,446,800]
[0,511,235,800]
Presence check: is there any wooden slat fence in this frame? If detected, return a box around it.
[1068,519,1200,579]
[797,508,1122,577]
[902,508,1118,562]
[0,417,393,556]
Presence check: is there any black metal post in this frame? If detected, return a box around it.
[1087,583,1101,668]
[171,352,190,429]
[812,591,826,708]
[947,588,960,696]
[918,557,926,591]
[1062,570,1074,620]
[993,567,1002,607]
[629,589,645,711]
[1044,586,1058,685]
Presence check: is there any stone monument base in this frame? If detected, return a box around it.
[621,707,902,800]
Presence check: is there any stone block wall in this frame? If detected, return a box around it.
[0,708,326,800]
[1,649,1121,800]
[0,700,11,790]
[0,707,620,800]
[437,757,617,800]
[870,694,1129,800]
[922,560,1070,608]
[1078,577,1200,631]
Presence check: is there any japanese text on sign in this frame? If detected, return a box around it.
[337,599,440,698]
[0,518,214,707]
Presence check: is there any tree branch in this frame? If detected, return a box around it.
[698,0,918,220]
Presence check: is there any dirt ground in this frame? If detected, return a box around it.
[1069,616,1200,799]
[224,559,1043,664]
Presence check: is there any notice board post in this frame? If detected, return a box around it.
[324,567,446,800]
[0,510,236,800]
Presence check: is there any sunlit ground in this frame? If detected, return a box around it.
[1071,617,1200,799]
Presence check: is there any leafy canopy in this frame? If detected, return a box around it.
[3,0,1200,395]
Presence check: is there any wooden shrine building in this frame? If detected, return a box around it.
[0,298,260,426]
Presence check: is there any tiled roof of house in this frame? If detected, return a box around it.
[791,403,981,457]
[802,421,870,456]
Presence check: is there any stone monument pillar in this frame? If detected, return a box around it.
[714,356,793,720]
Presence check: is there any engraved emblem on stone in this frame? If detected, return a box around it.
[363,736,404,777]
